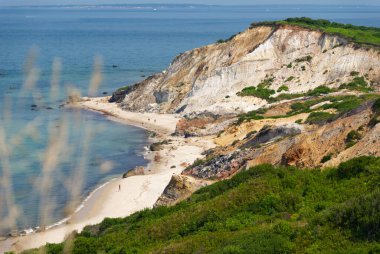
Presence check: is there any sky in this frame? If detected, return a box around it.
[0,0,379,6]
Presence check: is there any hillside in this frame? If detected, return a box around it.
[24,157,380,253]
[110,18,380,116]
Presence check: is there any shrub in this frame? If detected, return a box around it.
[350,71,360,76]
[285,76,295,82]
[321,153,333,163]
[345,130,361,148]
[334,156,380,179]
[277,85,289,92]
[339,76,373,92]
[295,55,312,63]
[30,157,380,254]
[307,86,333,96]
[238,86,275,100]
[326,189,380,240]
[238,78,276,101]
[306,112,335,125]
[372,98,380,113]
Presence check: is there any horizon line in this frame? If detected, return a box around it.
[2,3,380,7]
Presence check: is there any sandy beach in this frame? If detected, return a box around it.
[0,97,215,253]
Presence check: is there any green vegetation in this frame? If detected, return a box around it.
[306,111,336,125]
[251,17,380,47]
[237,77,275,101]
[295,55,312,63]
[25,157,380,254]
[369,98,380,126]
[277,85,289,93]
[339,76,374,92]
[350,71,360,76]
[321,153,333,163]
[285,76,295,83]
[238,94,380,124]
[216,32,241,44]
[306,85,334,96]
[345,130,362,148]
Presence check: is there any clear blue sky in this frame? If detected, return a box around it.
[1,0,379,6]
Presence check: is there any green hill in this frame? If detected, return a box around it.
[23,156,380,254]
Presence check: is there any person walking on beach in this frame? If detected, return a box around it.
[118,184,121,192]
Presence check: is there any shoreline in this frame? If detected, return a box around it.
[0,97,215,253]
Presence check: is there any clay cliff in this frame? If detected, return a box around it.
[112,23,380,116]
[109,20,380,206]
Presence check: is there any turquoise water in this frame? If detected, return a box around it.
[0,4,379,234]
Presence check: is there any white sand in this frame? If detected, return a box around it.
[0,97,214,253]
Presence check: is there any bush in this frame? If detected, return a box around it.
[350,71,360,76]
[30,157,380,254]
[277,85,289,92]
[326,190,380,240]
[238,86,275,100]
[339,76,373,92]
[321,153,333,163]
[295,55,312,63]
[306,112,335,125]
[334,156,380,179]
[285,76,295,82]
[372,98,380,113]
[307,86,333,96]
[345,130,361,148]
[238,78,276,101]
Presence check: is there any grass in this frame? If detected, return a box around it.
[277,85,289,93]
[237,94,380,124]
[339,76,374,92]
[237,77,275,101]
[305,111,336,125]
[251,17,380,47]
[23,157,380,254]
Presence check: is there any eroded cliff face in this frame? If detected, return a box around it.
[118,25,380,115]
[112,23,380,208]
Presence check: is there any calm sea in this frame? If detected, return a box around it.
[0,4,379,234]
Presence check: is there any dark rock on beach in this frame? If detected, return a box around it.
[109,85,137,103]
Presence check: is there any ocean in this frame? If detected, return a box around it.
[0,4,379,234]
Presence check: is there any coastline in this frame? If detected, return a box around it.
[0,97,215,253]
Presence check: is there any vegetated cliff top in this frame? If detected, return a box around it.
[250,17,380,47]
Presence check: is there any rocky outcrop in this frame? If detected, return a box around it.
[174,113,235,137]
[116,24,379,115]
[240,124,302,149]
[154,174,207,207]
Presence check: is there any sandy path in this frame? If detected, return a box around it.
[0,97,215,253]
